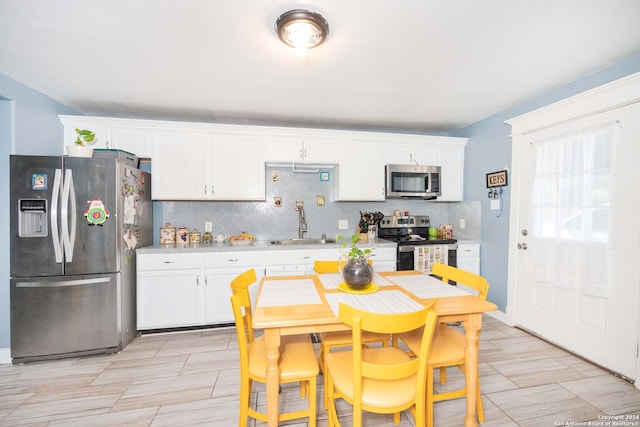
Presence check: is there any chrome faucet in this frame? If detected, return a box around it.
[298,205,307,239]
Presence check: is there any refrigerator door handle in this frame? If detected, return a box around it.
[51,169,63,263]
[16,277,111,288]
[61,169,77,262]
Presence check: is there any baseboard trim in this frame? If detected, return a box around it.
[0,348,11,364]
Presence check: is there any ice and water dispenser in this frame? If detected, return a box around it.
[18,198,48,237]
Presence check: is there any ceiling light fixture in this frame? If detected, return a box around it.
[275,9,329,57]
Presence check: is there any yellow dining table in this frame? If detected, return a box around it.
[252,270,498,427]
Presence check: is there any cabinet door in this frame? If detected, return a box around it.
[436,144,464,201]
[265,137,304,162]
[152,133,210,199]
[137,269,202,329]
[302,138,339,163]
[203,252,263,324]
[385,142,413,164]
[210,135,265,200]
[337,139,386,201]
[112,128,152,158]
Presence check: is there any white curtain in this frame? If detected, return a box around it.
[529,123,614,296]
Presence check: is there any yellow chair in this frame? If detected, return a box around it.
[313,260,390,409]
[324,301,438,427]
[394,263,490,427]
[230,269,319,427]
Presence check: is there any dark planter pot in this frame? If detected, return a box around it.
[342,257,373,290]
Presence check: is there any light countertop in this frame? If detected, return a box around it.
[137,238,398,254]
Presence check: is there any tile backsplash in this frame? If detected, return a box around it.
[154,166,480,243]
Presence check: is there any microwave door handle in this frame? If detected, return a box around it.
[51,169,63,263]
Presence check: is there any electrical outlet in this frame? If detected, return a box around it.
[491,199,500,210]
[338,219,348,230]
[459,219,466,229]
[204,221,213,232]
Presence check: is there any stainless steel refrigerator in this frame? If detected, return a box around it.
[9,150,152,363]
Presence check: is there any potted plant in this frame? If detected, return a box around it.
[336,234,374,290]
[66,128,96,157]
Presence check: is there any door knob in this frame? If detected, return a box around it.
[518,243,528,250]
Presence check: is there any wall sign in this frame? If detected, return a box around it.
[486,170,508,188]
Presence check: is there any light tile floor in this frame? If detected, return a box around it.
[1,315,639,426]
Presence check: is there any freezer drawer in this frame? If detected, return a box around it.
[10,274,119,363]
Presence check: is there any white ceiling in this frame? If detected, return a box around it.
[1,1,640,133]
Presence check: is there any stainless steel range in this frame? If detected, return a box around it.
[378,215,457,271]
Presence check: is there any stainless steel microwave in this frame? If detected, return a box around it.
[385,164,441,199]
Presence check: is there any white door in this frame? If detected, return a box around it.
[513,103,640,379]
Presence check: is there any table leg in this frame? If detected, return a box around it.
[264,328,281,427]
[463,314,482,427]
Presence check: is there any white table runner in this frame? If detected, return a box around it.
[324,290,424,316]
[386,274,470,298]
[318,273,393,290]
[257,279,322,307]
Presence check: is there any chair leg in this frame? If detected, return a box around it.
[323,347,331,410]
[309,376,317,427]
[427,367,436,427]
[239,377,250,427]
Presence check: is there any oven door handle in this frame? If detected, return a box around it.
[398,246,416,252]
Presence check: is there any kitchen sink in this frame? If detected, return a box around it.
[269,238,336,245]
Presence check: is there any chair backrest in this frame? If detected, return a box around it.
[430,263,490,300]
[337,301,438,416]
[314,259,372,274]
[230,268,258,341]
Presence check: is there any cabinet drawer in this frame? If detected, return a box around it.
[457,244,480,257]
[137,253,202,270]
[203,251,263,268]
[264,249,338,265]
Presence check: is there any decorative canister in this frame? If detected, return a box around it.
[445,224,454,238]
[202,232,213,244]
[190,229,201,244]
[177,225,189,247]
[159,223,176,246]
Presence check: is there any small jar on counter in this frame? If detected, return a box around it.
[202,232,213,244]
[189,229,201,244]
[177,225,189,247]
[160,223,176,246]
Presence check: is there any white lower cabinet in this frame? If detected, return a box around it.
[264,249,335,276]
[137,246,395,330]
[456,243,480,274]
[203,252,263,324]
[137,251,263,329]
[137,253,204,330]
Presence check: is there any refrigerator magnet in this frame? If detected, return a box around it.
[32,174,47,190]
[84,198,110,225]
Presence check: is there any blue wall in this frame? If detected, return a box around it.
[450,52,640,312]
[0,73,78,351]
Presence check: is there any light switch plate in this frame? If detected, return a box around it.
[338,219,348,230]
[491,200,500,210]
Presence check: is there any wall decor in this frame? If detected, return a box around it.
[486,170,508,188]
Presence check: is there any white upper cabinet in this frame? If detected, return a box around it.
[385,136,467,201]
[152,131,265,201]
[265,134,339,164]
[111,128,152,158]
[209,134,265,200]
[336,139,386,201]
[152,132,211,200]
